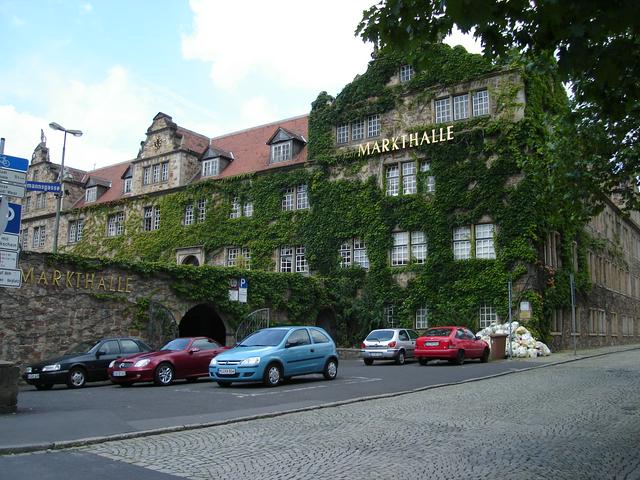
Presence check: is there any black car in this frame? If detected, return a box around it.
[23,337,152,390]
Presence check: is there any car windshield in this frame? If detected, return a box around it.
[161,338,191,351]
[366,330,395,341]
[64,341,99,355]
[425,328,452,337]
[239,329,287,347]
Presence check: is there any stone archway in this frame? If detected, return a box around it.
[181,255,200,266]
[179,303,227,345]
[316,308,337,341]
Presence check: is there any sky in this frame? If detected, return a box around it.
[0,0,481,173]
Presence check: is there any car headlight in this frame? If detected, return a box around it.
[109,360,116,368]
[134,359,150,368]
[42,364,61,372]
[25,367,32,373]
[209,358,217,367]
[240,357,261,366]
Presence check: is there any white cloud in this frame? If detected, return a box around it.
[82,3,93,13]
[240,96,277,127]
[182,0,373,95]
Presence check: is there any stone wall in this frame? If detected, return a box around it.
[0,253,210,368]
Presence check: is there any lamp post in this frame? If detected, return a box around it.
[49,122,82,253]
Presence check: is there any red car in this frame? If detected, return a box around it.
[108,337,228,386]
[415,327,490,365]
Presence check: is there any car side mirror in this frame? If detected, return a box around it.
[476,335,481,340]
[189,348,200,354]
[96,350,106,358]
[285,341,296,348]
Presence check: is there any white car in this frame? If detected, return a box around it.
[360,328,419,365]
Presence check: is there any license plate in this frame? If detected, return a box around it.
[112,371,126,377]
[218,368,236,375]
[371,352,382,357]
[425,341,439,347]
[27,373,40,379]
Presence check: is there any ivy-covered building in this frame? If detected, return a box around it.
[18,44,640,350]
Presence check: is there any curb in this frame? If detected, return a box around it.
[2,345,639,456]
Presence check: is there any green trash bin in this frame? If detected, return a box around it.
[489,334,508,361]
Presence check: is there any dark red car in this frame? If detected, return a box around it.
[108,337,228,386]
[415,327,490,365]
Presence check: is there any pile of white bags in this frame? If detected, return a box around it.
[476,321,551,358]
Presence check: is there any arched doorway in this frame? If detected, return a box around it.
[316,308,337,341]
[181,255,200,266]
[179,303,226,345]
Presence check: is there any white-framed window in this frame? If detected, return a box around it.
[296,184,309,210]
[416,306,429,329]
[152,164,161,183]
[20,228,28,249]
[435,97,452,123]
[475,223,496,259]
[68,219,84,244]
[453,226,472,260]
[479,304,498,328]
[243,201,253,217]
[143,166,151,185]
[36,193,47,209]
[453,224,495,260]
[352,119,365,141]
[473,89,490,116]
[402,162,417,195]
[85,187,97,203]
[339,238,369,270]
[453,93,469,120]
[337,124,349,144]
[227,247,251,269]
[282,185,309,211]
[123,177,132,194]
[107,212,124,237]
[279,246,308,273]
[282,188,294,211]
[295,246,308,273]
[202,158,219,177]
[421,161,436,193]
[197,198,207,222]
[184,204,194,225]
[367,115,380,138]
[161,162,169,181]
[399,65,415,83]
[384,305,396,327]
[390,231,427,266]
[230,197,241,219]
[143,206,160,231]
[271,142,292,163]
[386,165,400,196]
[280,246,293,272]
[33,225,46,248]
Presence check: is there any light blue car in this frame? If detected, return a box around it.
[209,326,339,387]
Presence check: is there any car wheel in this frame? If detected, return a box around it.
[418,357,428,366]
[66,367,86,388]
[154,363,174,386]
[323,358,338,380]
[455,349,465,365]
[35,384,53,391]
[395,350,406,365]
[363,358,374,366]
[263,363,282,387]
[217,381,232,387]
[481,348,490,363]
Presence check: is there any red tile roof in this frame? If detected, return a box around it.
[72,161,132,208]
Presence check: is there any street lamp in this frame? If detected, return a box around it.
[49,122,82,253]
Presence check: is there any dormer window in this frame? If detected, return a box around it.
[202,158,219,177]
[123,178,132,194]
[271,142,292,163]
[267,127,306,165]
[85,186,97,203]
[122,165,133,194]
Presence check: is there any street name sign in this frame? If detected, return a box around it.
[0,233,19,251]
[0,268,21,288]
[26,181,61,193]
[0,169,26,185]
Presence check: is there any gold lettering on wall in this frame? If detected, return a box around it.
[19,267,134,293]
[353,126,455,158]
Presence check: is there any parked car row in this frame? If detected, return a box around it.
[360,327,490,366]
[22,326,339,390]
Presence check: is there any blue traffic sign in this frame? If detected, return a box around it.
[240,278,248,289]
[4,203,21,235]
[0,154,29,173]
[26,181,61,193]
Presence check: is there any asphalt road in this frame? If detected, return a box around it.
[0,357,539,450]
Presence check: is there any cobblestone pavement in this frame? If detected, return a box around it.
[82,350,640,480]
